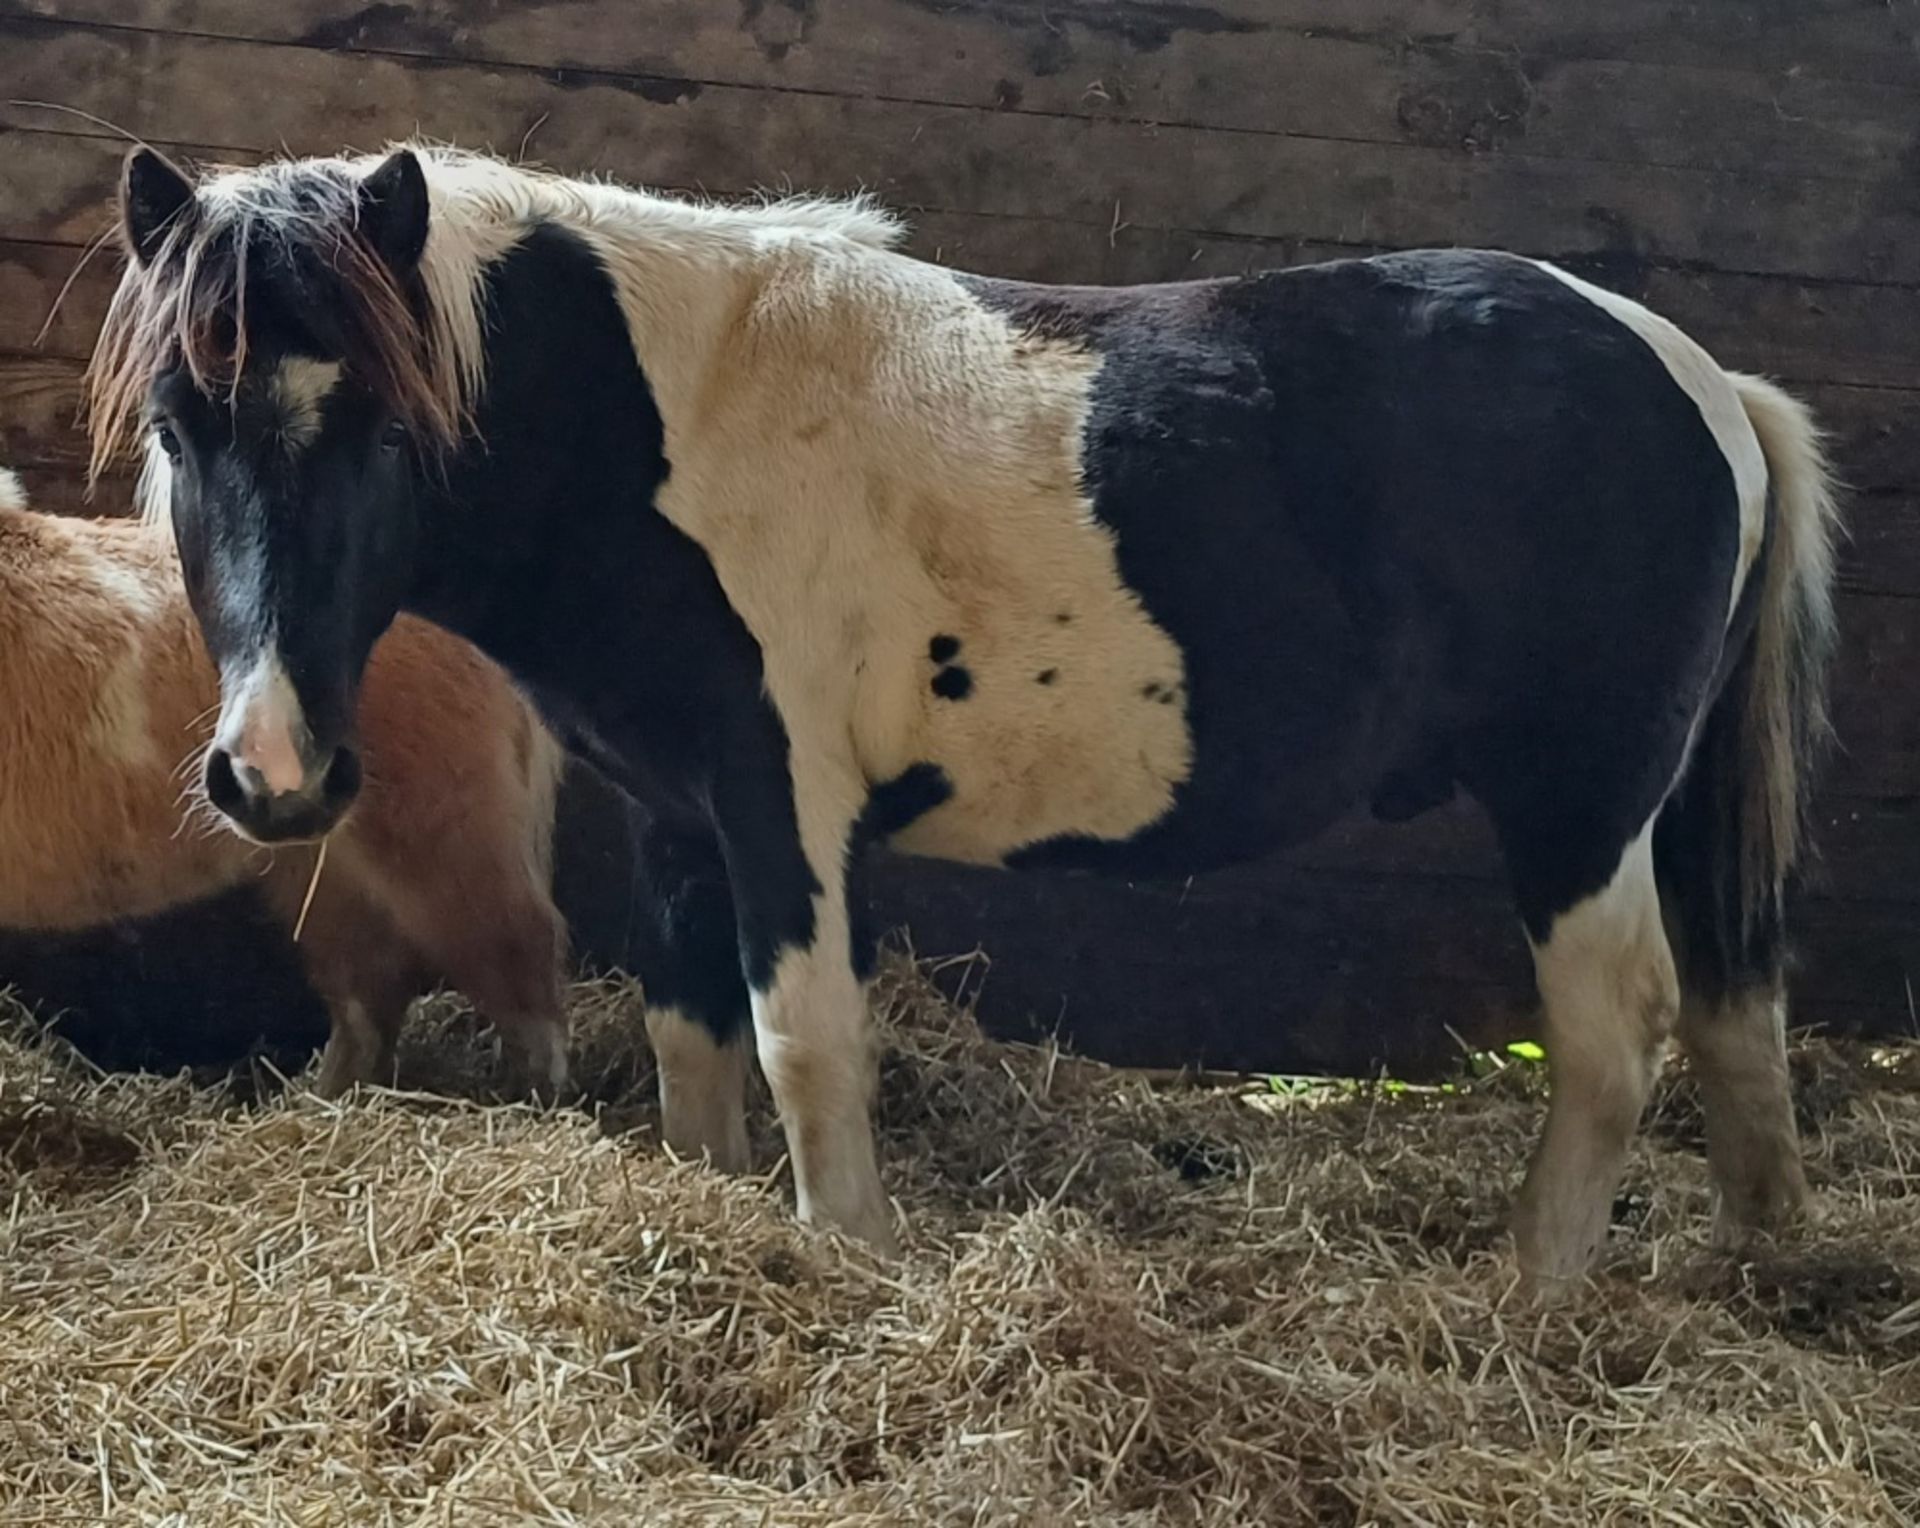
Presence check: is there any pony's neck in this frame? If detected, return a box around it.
[412,217,767,787]
[427,167,770,442]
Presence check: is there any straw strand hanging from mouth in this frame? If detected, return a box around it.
[291,837,329,942]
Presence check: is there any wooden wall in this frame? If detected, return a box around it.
[2,1,1919,1074]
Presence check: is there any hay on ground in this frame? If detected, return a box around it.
[1,958,1916,1525]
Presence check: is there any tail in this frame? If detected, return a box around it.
[0,465,26,513]
[1655,374,1843,994]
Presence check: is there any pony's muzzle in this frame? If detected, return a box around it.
[205,742,362,844]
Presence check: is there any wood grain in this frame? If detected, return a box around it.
[2,20,1916,283]
[6,0,1915,180]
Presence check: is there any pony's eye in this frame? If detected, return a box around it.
[154,424,182,462]
[381,420,408,453]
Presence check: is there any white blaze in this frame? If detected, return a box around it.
[217,650,312,795]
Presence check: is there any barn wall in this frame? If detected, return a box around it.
[2,0,1918,1073]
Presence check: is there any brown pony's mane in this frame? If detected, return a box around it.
[86,156,468,484]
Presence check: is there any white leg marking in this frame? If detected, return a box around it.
[217,650,312,796]
[1679,982,1811,1247]
[754,937,896,1252]
[1514,826,1680,1282]
[743,753,896,1253]
[645,1005,752,1174]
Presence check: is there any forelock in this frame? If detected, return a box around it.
[87,155,468,482]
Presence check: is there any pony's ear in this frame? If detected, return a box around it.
[120,147,196,267]
[359,149,431,276]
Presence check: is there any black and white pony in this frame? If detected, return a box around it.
[91,144,1840,1279]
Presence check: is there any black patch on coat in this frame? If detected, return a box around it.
[845,763,954,979]
[966,250,1742,938]
[624,806,752,1044]
[931,665,974,701]
[1036,668,1058,685]
[408,224,823,996]
[928,633,961,663]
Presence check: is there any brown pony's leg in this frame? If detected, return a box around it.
[438,896,572,1101]
[312,991,410,1097]
[263,852,422,1096]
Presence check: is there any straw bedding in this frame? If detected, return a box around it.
[2,958,1916,1526]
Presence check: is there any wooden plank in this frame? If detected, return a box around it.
[6,1,1915,184]
[0,125,253,245]
[0,238,122,361]
[1,461,132,517]
[1828,592,1920,800]
[552,748,1920,1075]
[1,22,1916,283]
[0,354,88,470]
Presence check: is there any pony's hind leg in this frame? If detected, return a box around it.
[1656,717,1813,1249]
[1677,982,1810,1246]
[1509,823,1680,1282]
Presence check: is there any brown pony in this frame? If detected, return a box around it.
[0,466,570,1095]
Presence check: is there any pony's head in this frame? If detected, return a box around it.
[91,145,462,843]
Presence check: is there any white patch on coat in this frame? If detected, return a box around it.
[196,148,1189,863]
[216,649,312,796]
[0,466,24,513]
[740,744,896,1247]
[1532,261,1769,623]
[1512,823,1679,1281]
[579,214,1189,862]
[645,1005,752,1174]
[271,357,342,449]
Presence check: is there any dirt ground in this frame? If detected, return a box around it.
[2,959,1916,1526]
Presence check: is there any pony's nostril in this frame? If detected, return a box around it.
[322,744,363,807]
[204,747,249,813]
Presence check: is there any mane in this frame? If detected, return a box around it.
[86,142,911,498]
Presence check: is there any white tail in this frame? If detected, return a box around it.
[1729,371,1843,932]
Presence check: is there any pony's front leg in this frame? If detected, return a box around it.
[715,755,897,1254]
